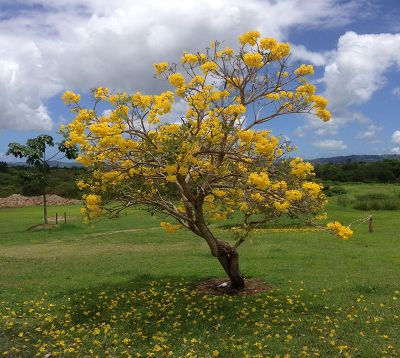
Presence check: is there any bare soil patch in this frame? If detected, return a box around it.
[27,223,58,231]
[0,194,81,208]
[195,278,271,296]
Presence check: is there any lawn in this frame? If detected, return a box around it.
[0,183,399,357]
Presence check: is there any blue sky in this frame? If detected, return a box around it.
[0,0,399,161]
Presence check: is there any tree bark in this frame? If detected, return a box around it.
[43,190,48,224]
[216,241,245,290]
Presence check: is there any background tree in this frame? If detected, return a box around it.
[0,161,8,173]
[63,31,352,290]
[7,135,78,224]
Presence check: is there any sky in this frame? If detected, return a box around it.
[0,0,399,161]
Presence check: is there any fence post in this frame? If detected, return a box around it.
[56,212,58,224]
[368,215,374,233]
[64,212,67,224]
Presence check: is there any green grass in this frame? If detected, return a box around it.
[0,183,399,357]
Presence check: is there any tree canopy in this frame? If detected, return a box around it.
[7,134,78,223]
[63,31,352,289]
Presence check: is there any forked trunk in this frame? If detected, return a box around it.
[216,242,245,291]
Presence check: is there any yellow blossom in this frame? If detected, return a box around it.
[62,91,81,105]
[285,190,303,201]
[243,53,264,68]
[181,53,198,64]
[154,62,169,75]
[274,201,290,213]
[200,61,219,74]
[239,30,260,46]
[248,172,271,190]
[294,64,314,76]
[260,37,277,50]
[160,221,181,233]
[326,221,353,240]
[168,73,185,88]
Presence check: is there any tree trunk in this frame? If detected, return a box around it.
[43,191,48,224]
[216,241,245,290]
[42,165,48,225]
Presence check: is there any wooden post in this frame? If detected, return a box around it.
[368,215,374,233]
[56,212,58,224]
[64,212,67,224]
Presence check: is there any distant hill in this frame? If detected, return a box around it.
[7,160,83,168]
[6,155,400,167]
[309,154,400,164]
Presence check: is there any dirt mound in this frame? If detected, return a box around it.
[195,278,271,296]
[0,194,81,208]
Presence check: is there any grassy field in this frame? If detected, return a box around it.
[0,183,399,357]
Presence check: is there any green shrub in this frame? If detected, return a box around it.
[331,186,347,195]
[324,185,347,197]
[337,195,351,207]
[355,192,391,201]
[352,192,400,210]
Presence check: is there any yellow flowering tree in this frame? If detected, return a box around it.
[63,31,351,290]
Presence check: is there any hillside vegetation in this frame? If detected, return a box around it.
[2,160,400,199]
[314,159,400,183]
[0,163,84,198]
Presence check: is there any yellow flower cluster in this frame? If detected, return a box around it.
[200,61,218,74]
[326,221,353,240]
[260,37,277,50]
[271,180,287,191]
[132,91,152,110]
[181,53,198,64]
[266,92,281,101]
[247,172,271,190]
[76,180,87,190]
[315,212,328,220]
[312,94,331,122]
[302,182,323,197]
[160,221,181,233]
[83,194,102,219]
[62,91,81,105]
[285,190,303,201]
[296,83,316,96]
[238,130,255,143]
[254,132,279,158]
[290,157,315,179]
[153,62,169,75]
[274,201,290,213]
[243,53,264,68]
[239,30,260,45]
[168,73,185,88]
[294,64,314,76]
[216,47,234,58]
[94,87,109,100]
[269,43,291,60]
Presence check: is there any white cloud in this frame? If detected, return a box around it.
[0,36,57,130]
[323,31,400,114]
[391,130,400,145]
[390,147,400,154]
[296,32,400,138]
[0,0,360,131]
[393,87,400,96]
[295,111,371,137]
[356,124,383,143]
[290,44,331,66]
[312,139,347,150]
